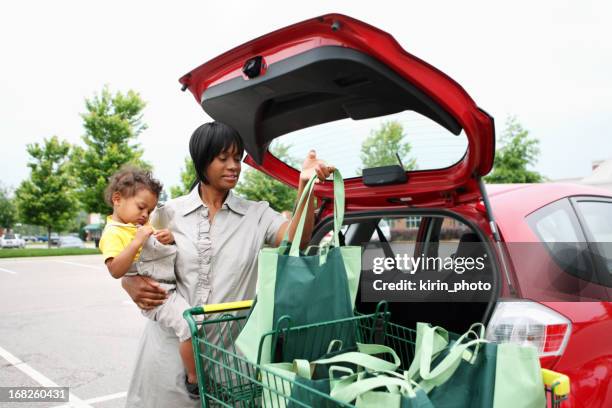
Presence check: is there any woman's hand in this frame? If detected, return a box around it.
[276,150,335,248]
[300,150,335,185]
[121,275,168,310]
[153,229,174,245]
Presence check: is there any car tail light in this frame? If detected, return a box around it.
[485,300,571,357]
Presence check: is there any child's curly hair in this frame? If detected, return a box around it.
[104,166,163,207]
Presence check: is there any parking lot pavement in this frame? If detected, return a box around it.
[0,255,146,407]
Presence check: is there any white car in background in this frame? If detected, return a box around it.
[58,236,85,248]
[0,234,26,249]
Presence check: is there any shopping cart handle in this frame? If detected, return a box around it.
[541,368,570,397]
[202,300,254,314]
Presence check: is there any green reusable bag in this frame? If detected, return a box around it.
[236,171,361,364]
[409,322,545,408]
[492,343,546,408]
[262,342,401,408]
[406,323,450,380]
[330,374,434,408]
[408,323,497,408]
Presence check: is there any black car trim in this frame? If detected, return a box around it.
[201,46,462,164]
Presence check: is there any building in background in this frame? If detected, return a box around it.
[553,159,612,192]
[83,213,104,246]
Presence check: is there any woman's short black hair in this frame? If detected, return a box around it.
[189,122,245,186]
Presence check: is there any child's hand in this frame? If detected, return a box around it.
[154,229,175,245]
[135,225,154,245]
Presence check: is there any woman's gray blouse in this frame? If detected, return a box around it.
[125,187,287,407]
[154,186,287,307]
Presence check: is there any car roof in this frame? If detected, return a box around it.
[488,182,612,218]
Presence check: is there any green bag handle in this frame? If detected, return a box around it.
[280,174,317,255]
[406,324,449,379]
[285,170,345,257]
[332,169,345,248]
[293,359,312,379]
[329,365,356,380]
[314,342,401,373]
[408,323,485,383]
[314,351,397,374]
[417,330,488,392]
[330,375,417,403]
[469,322,486,338]
[454,323,486,364]
[420,328,485,379]
[328,365,358,391]
[327,340,344,354]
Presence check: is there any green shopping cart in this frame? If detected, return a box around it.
[183,300,570,408]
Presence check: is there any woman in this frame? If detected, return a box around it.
[121,121,334,407]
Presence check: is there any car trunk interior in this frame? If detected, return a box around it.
[311,208,499,334]
[200,46,462,165]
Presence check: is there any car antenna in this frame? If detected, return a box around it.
[395,152,405,170]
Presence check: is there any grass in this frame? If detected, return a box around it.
[0,248,101,258]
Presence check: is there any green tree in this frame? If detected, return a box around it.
[0,184,17,230]
[359,121,417,173]
[484,116,544,183]
[235,143,299,212]
[15,136,79,247]
[170,156,197,198]
[71,86,149,215]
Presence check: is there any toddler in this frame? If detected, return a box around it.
[99,166,199,399]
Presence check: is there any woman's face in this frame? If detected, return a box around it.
[204,144,242,190]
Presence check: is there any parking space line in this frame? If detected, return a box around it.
[55,260,105,270]
[0,267,17,274]
[0,344,92,408]
[53,391,127,407]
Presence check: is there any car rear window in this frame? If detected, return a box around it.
[266,111,468,179]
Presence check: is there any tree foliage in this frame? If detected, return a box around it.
[15,136,79,245]
[71,86,149,215]
[484,116,544,183]
[0,184,17,230]
[359,121,417,173]
[234,143,299,213]
[170,156,197,199]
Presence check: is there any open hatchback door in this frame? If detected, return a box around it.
[179,13,495,210]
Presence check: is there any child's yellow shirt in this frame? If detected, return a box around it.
[99,216,147,262]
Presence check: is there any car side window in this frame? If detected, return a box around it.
[526,198,598,284]
[433,217,474,258]
[529,203,581,243]
[361,216,422,255]
[367,215,482,264]
[338,216,423,259]
[573,199,612,276]
[381,216,421,243]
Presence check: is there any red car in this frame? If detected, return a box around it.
[180,14,612,407]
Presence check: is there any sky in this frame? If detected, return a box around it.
[1,0,610,193]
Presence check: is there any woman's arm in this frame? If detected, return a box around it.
[275,150,334,249]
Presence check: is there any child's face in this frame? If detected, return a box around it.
[112,188,158,225]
